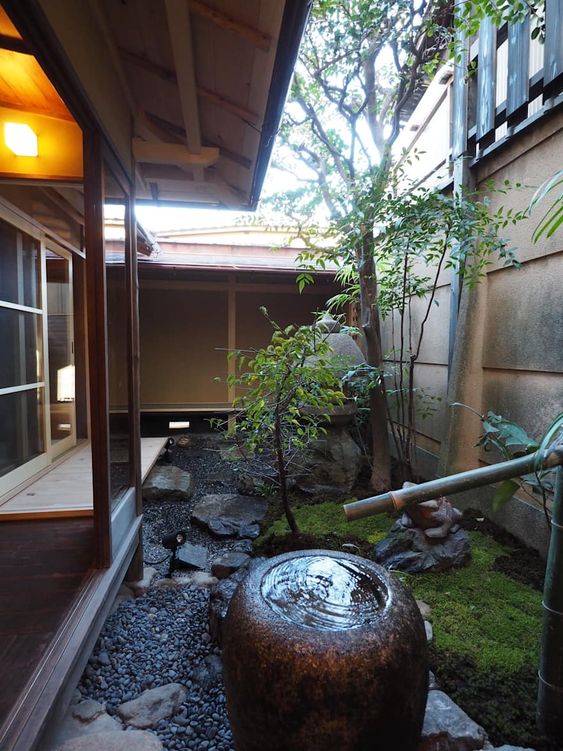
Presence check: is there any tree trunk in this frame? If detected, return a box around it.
[358,232,391,493]
[274,411,299,534]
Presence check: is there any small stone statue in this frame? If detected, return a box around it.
[400,482,463,540]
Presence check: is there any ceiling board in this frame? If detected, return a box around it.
[0,49,73,121]
[97,0,308,209]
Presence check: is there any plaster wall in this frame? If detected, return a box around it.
[137,280,333,412]
[382,108,563,552]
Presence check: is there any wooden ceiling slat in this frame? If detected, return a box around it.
[188,0,272,52]
[119,47,259,126]
[0,49,73,121]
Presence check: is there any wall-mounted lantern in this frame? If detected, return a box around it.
[4,122,38,157]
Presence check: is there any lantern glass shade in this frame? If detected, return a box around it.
[4,123,38,157]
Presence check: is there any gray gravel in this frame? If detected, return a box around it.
[79,585,234,750]
[77,434,256,750]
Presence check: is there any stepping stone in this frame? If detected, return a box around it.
[211,551,251,579]
[128,567,157,596]
[54,730,162,751]
[142,466,194,502]
[191,493,267,539]
[48,700,123,750]
[176,542,208,570]
[418,690,490,750]
[179,571,219,589]
[117,683,187,729]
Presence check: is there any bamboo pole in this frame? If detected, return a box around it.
[343,446,563,521]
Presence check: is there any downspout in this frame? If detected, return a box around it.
[343,444,563,743]
[448,0,473,376]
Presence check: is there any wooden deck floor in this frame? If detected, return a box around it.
[0,517,94,728]
[0,438,167,518]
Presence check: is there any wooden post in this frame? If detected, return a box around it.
[126,181,144,581]
[227,274,236,434]
[83,129,112,568]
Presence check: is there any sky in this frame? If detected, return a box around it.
[132,161,299,233]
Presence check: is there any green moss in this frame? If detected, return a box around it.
[263,500,394,545]
[396,530,541,674]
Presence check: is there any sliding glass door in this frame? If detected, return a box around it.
[46,243,76,458]
[0,214,46,492]
[0,206,78,497]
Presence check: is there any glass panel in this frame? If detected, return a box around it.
[104,170,131,506]
[0,388,44,478]
[0,307,42,389]
[0,218,40,308]
[46,249,75,445]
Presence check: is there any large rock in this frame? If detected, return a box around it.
[374,521,471,573]
[294,428,362,498]
[116,683,187,729]
[211,550,251,579]
[142,466,194,502]
[55,730,162,751]
[191,494,267,538]
[418,690,491,750]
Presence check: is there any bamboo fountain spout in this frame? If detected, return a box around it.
[343,442,563,743]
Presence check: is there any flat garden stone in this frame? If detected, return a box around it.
[49,700,123,749]
[211,550,250,579]
[418,690,490,750]
[176,542,208,570]
[55,730,162,751]
[116,683,187,729]
[191,493,267,538]
[142,466,194,502]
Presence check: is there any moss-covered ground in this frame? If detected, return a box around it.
[256,501,556,750]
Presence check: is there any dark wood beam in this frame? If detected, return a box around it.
[0,33,30,54]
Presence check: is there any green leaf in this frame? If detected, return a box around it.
[493,480,520,512]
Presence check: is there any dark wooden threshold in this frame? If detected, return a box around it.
[0,518,142,751]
